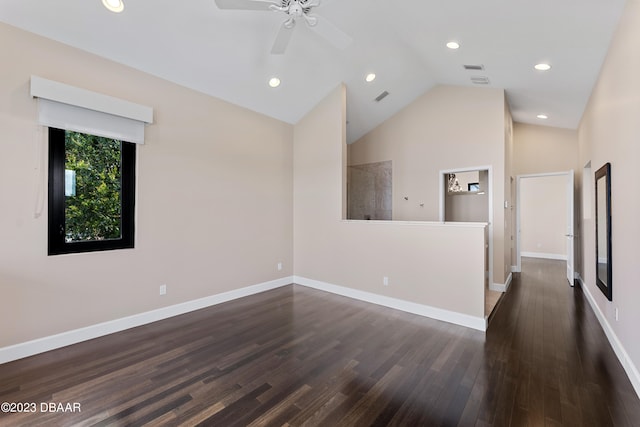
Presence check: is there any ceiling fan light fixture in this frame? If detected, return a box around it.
[446,41,460,50]
[534,63,552,71]
[537,114,548,119]
[268,77,281,88]
[365,73,376,83]
[102,0,124,13]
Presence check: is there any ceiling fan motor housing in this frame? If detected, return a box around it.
[215,0,350,54]
[282,0,314,15]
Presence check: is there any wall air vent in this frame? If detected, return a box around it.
[470,76,490,85]
[463,64,485,71]
[374,91,390,102]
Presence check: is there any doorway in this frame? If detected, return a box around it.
[439,166,494,315]
[516,171,575,285]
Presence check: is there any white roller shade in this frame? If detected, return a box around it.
[31,76,153,144]
[37,99,146,143]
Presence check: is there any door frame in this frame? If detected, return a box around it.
[515,171,575,285]
[439,165,493,290]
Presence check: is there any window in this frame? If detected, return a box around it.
[468,182,480,192]
[48,128,136,255]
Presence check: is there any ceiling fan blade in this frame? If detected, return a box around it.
[271,22,295,55]
[310,15,352,50]
[214,0,279,11]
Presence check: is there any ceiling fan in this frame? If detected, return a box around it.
[214,0,352,54]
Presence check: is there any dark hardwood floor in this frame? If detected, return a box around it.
[1,258,639,426]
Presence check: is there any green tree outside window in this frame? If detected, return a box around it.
[64,131,122,242]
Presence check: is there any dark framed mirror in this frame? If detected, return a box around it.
[595,162,612,301]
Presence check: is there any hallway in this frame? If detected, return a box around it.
[484,257,640,425]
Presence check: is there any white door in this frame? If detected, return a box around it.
[565,170,575,286]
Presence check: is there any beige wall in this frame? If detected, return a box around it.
[578,0,640,378]
[347,85,510,284]
[504,104,515,274]
[513,123,578,176]
[294,85,487,322]
[0,23,294,348]
[520,175,567,258]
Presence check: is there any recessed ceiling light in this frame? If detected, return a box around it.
[534,63,552,71]
[268,77,281,88]
[446,41,460,50]
[537,114,548,119]
[102,0,124,13]
[365,73,376,83]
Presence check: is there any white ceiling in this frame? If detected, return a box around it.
[0,0,626,143]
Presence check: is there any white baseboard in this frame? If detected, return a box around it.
[521,251,567,261]
[0,276,293,365]
[1,274,490,364]
[490,272,512,292]
[577,275,640,399]
[511,265,519,273]
[294,276,486,332]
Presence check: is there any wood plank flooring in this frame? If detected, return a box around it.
[1,258,639,426]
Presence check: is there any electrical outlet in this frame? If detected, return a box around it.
[277,262,283,271]
[615,308,619,321]
[383,276,389,286]
[159,284,167,296]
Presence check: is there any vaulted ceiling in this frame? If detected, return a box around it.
[0,0,626,143]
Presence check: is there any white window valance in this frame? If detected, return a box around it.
[30,76,153,144]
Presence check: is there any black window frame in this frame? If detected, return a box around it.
[48,127,136,255]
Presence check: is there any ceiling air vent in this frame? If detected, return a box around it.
[463,64,484,71]
[374,91,390,102]
[470,76,490,85]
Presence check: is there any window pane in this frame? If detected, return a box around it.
[64,131,122,242]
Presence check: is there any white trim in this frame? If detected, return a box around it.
[490,272,512,292]
[30,76,153,123]
[294,276,487,332]
[577,275,640,399]
[0,277,293,364]
[517,171,570,179]
[511,265,519,273]
[340,219,488,228]
[521,251,567,261]
[0,274,492,364]
[516,171,573,274]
